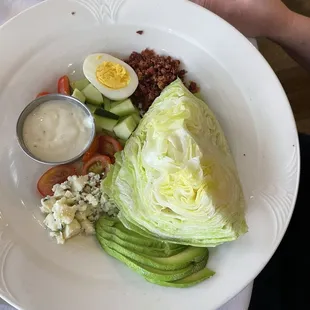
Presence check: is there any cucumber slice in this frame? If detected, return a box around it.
[70,78,89,91]
[109,98,136,117]
[86,104,97,114]
[94,108,119,120]
[113,115,137,140]
[94,115,118,132]
[72,88,86,103]
[131,112,141,124]
[145,266,215,288]
[103,97,111,111]
[82,84,103,105]
[110,101,120,110]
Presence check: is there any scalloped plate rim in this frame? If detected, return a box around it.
[0,0,300,309]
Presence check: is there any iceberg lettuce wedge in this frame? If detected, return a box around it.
[102,79,248,247]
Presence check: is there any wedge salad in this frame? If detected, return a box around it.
[29,49,248,288]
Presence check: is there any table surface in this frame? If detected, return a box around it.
[0,1,253,309]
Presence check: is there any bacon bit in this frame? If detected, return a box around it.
[125,49,198,112]
[188,81,200,94]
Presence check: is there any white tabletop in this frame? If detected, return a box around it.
[0,1,253,309]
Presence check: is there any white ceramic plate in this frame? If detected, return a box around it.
[0,0,300,309]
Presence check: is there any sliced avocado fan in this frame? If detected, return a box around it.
[95,216,215,288]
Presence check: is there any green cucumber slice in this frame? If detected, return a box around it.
[82,84,103,105]
[113,115,137,140]
[131,112,141,124]
[103,97,111,111]
[94,115,118,132]
[110,101,120,110]
[86,104,97,114]
[72,88,86,103]
[109,99,136,116]
[94,108,119,120]
[70,78,90,91]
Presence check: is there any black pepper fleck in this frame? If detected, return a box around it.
[71,11,76,15]
[136,30,144,35]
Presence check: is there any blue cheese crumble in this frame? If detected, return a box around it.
[40,172,118,244]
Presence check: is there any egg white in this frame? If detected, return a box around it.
[83,53,139,101]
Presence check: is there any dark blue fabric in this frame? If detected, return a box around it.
[249,134,309,309]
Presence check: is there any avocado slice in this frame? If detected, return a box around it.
[97,227,186,258]
[106,224,185,252]
[97,217,184,251]
[96,233,208,271]
[150,246,207,266]
[98,238,203,282]
[98,216,118,227]
[95,216,214,287]
[145,267,215,288]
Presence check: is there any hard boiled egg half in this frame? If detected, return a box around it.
[83,53,139,101]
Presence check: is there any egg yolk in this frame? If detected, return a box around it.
[96,61,130,89]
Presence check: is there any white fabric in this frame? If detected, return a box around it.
[0,1,253,309]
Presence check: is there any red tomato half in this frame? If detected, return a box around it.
[58,75,70,95]
[37,164,76,197]
[36,92,50,98]
[82,155,111,175]
[82,136,100,163]
[99,135,123,164]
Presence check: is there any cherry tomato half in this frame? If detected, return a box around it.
[82,136,100,163]
[99,135,123,164]
[37,164,76,197]
[82,155,111,175]
[36,91,50,98]
[57,75,70,95]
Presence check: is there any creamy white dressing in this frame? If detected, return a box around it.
[23,100,93,162]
